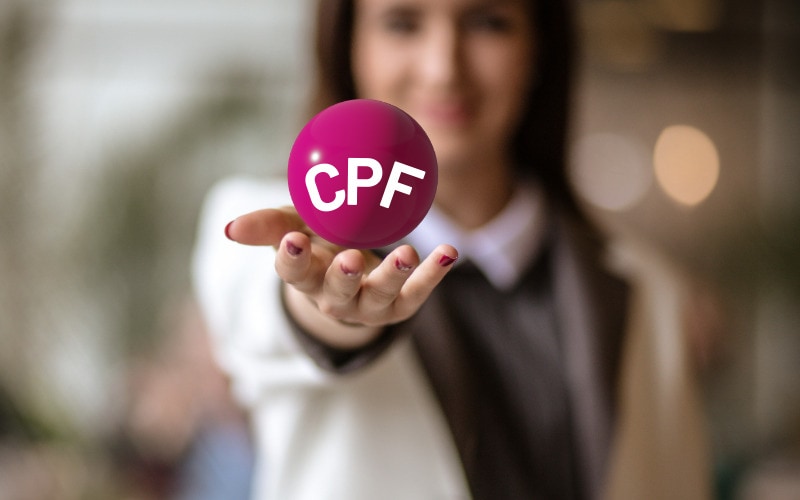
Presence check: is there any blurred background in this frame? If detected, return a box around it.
[0,0,797,498]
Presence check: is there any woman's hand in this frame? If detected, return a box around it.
[224,207,458,350]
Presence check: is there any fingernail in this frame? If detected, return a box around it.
[395,258,413,272]
[286,241,303,256]
[224,220,235,240]
[340,264,358,277]
[438,255,457,267]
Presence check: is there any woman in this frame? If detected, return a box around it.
[193,0,711,498]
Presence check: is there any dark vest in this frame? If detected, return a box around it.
[408,217,630,500]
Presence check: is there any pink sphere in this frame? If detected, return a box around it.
[288,99,437,249]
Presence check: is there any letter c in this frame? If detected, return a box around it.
[306,163,345,212]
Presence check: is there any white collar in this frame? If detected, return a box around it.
[405,183,548,290]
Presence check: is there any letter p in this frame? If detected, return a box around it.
[348,158,383,206]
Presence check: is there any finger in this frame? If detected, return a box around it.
[393,244,459,320]
[320,249,366,312]
[359,245,420,313]
[225,207,306,246]
[275,232,326,293]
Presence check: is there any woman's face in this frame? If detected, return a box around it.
[352,0,537,171]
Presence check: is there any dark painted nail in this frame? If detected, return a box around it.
[286,241,303,256]
[438,255,457,267]
[224,220,235,240]
[395,258,413,272]
[341,264,359,277]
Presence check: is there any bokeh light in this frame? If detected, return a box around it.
[571,132,652,212]
[653,125,720,206]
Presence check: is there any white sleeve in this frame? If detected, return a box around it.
[191,176,334,408]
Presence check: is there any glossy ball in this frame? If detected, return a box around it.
[288,99,438,249]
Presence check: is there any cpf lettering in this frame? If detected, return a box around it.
[305,158,426,212]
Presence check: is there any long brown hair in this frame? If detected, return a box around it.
[309,0,588,222]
